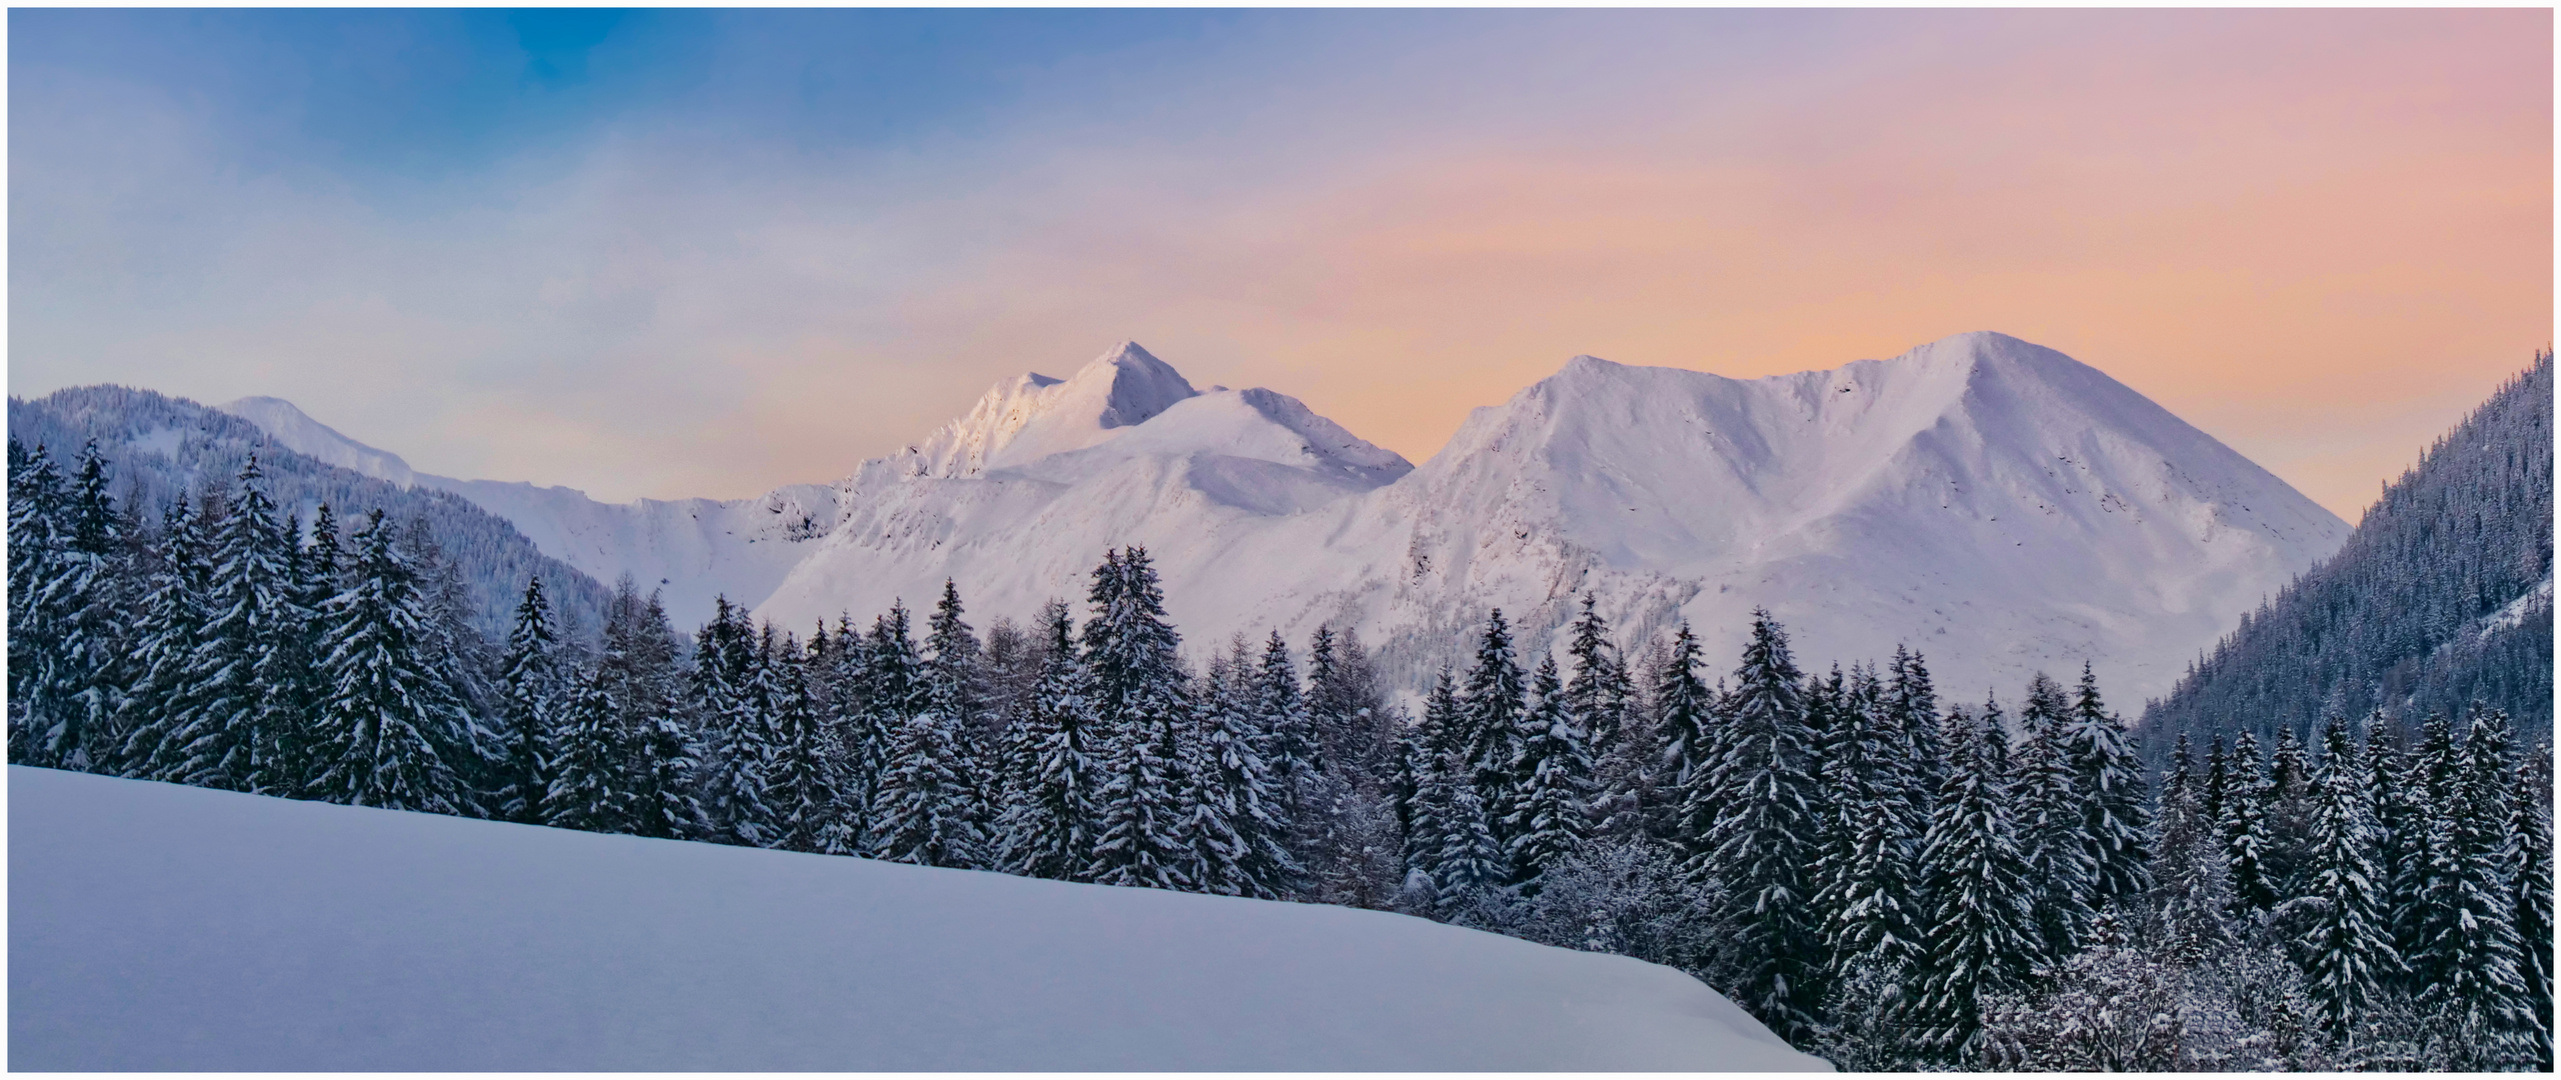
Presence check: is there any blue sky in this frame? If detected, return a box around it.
[11,9,2547,511]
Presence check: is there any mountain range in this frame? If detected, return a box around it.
[203,331,2349,704]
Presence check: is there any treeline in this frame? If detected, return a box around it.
[9,437,2551,1071]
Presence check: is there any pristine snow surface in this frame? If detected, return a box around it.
[9,767,1824,1071]
[225,333,2348,701]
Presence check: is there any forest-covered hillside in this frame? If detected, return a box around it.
[9,385,613,638]
[2142,352,2553,754]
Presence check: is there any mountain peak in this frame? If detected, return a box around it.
[907,341,1202,478]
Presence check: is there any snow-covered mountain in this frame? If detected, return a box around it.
[12,766,1825,1070]
[219,397,845,628]
[759,332,2347,703]
[222,333,2348,703]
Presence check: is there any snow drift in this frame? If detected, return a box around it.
[8,766,1826,1071]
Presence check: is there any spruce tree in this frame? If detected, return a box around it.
[1702,609,1823,1044]
[172,456,303,793]
[1505,654,1594,891]
[1188,647,1297,898]
[2509,739,2554,1070]
[691,597,773,846]
[1906,705,2039,1067]
[1654,622,1717,865]
[306,510,468,813]
[2065,662,2150,905]
[1083,548,1194,890]
[873,594,986,869]
[765,629,842,853]
[118,496,215,780]
[545,663,629,833]
[2414,706,2538,1067]
[2298,718,2397,1046]
[1458,609,1529,848]
[2145,734,2236,967]
[1401,669,1464,883]
[999,601,1102,881]
[2223,731,2278,915]
[1884,645,1943,849]
[2012,670,2094,964]
[7,441,69,767]
[497,577,561,824]
[45,441,131,773]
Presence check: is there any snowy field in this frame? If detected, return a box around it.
[9,766,1826,1071]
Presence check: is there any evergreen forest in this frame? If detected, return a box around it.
[9,436,2551,1071]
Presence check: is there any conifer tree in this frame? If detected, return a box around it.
[764,629,842,853]
[1505,654,1594,891]
[2298,718,2397,1046]
[545,663,629,833]
[2146,734,2236,967]
[117,495,212,779]
[1427,745,1514,921]
[1401,669,1464,881]
[8,441,69,767]
[2414,706,2538,1067]
[1654,622,1717,863]
[873,594,986,869]
[43,441,131,773]
[1000,601,1102,881]
[1083,548,1194,890]
[2223,731,2279,914]
[2012,670,2094,963]
[1884,645,1943,846]
[173,456,302,793]
[1255,631,1320,832]
[2065,662,2150,905]
[2509,740,2554,1070]
[924,579,992,830]
[1459,609,1528,846]
[1906,705,2039,1067]
[497,577,560,824]
[306,510,469,813]
[1188,647,1297,898]
[1702,609,1823,1043]
[691,597,772,846]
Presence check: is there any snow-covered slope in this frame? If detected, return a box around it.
[217,397,843,628]
[9,766,1825,1071]
[762,332,2346,702]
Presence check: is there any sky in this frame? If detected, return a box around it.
[10,8,2551,518]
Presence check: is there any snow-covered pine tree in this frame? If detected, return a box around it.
[1504,654,1594,892]
[497,577,560,824]
[2145,731,2236,968]
[544,662,629,833]
[1906,704,2040,1068]
[1885,645,1943,848]
[690,597,773,846]
[923,579,993,837]
[1400,669,1463,883]
[2012,670,2095,965]
[1563,594,1643,839]
[762,627,842,854]
[1653,622,1718,868]
[7,440,69,767]
[999,601,1102,881]
[2264,724,2316,903]
[2396,712,2463,987]
[2297,717,2398,1048]
[2223,731,2278,915]
[305,509,470,814]
[171,455,302,793]
[2201,734,2231,827]
[1701,609,1824,1044]
[2412,705,2539,1067]
[2066,664,2151,911]
[1817,664,1924,982]
[117,495,213,780]
[2360,717,2423,996]
[849,605,928,851]
[2510,739,2554,1070]
[1430,744,1515,924]
[42,441,133,773]
[1254,631,1319,835]
[872,594,987,869]
[1083,548,1194,890]
[1459,609,1528,848]
[1187,642,1297,899]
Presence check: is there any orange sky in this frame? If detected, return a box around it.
[14,10,2551,517]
